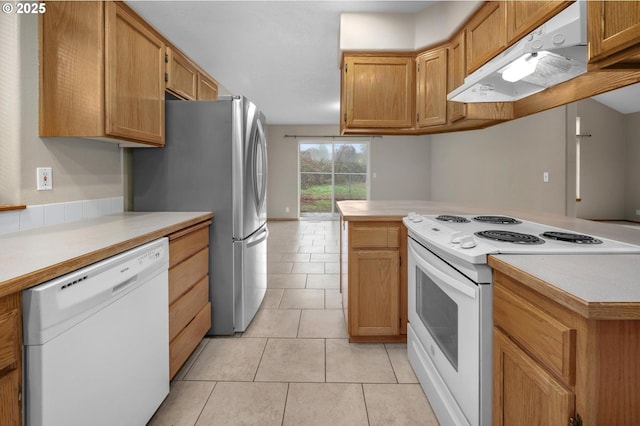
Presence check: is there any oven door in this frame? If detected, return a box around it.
[408,237,481,425]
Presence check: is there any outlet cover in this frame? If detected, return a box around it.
[37,167,52,191]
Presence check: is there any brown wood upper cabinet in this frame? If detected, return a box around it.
[166,47,219,101]
[341,54,415,131]
[465,2,507,75]
[197,73,219,100]
[448,30,467,123]
[166,47,198,100]
[587,1,640,68]
[40,1,166,146]
[506,1,573,45]
[416,48,448,127]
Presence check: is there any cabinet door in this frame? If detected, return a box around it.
[466,2,507,75]
[506,1,571,44]
[416,48,447,127]
[493,328,575,426]
[105,2,165,145]
[588,1,640,63]
[343,55,415,129]
[448,31,467,123]
[0,294,21,426]
[166,47,198,100]
[197,73,219,100]
[349,249,399,336]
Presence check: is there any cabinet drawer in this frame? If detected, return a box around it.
[169,302,211,379]
[169,275,209,342]
[169,225,209,268]
[351,225,400,248]
[494,285,576,384]
[169,248,208,304]
[0,309,19,373]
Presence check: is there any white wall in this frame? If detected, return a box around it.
[625,112,640,221]
[0,13,127,207]
[430,107,568,215]
[339,1,482,52]
[573,99,626,220]
[267,125,430,219]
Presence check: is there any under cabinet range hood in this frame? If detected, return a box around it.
[448,1,587,103]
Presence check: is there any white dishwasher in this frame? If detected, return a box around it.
[23,238,170,426]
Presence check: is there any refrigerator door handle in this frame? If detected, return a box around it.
[246,226,269,248]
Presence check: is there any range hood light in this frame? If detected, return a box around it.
[501,53,539,83]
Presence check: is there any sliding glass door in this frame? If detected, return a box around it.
[299,141,369,218]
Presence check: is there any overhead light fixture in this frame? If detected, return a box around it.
[501,52,539,82]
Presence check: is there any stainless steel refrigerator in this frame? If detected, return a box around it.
[133,96,268,335]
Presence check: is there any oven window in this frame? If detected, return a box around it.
[416,267,458,371]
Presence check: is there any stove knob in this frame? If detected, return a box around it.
[459,235,477,249]
[450,232,465,244]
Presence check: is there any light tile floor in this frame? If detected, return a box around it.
[149,220,439,425]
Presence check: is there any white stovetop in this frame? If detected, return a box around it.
[404,213,640,265]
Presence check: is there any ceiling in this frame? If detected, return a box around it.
[128,1,639,126]
[128,1,434,125]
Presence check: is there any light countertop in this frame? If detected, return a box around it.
[337,200,640,318]
[0,211,213,298]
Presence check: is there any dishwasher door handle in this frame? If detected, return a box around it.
[113,276,138,294]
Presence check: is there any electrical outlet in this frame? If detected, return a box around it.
[543,172,549,183]
[285,207,290,213]
[636,209,640,216]
[37,167,52,191]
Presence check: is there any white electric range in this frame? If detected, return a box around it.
[402,213,640,426]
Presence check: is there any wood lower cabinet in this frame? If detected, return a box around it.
[0,293,21,426]
[167,220,212,379]
[341,54,415,132]
[493,328,575,426]
[341,219,407,342]
[490,259,640,425]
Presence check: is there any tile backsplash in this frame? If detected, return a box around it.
[0,197,124,236]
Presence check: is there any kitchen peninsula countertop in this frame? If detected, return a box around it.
[337,200,640,319]
[0,211,213,298]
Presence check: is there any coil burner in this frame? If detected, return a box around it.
[435,215,470,223]
[541,231,603,244]
[475,230,545,245]
[473,215,522,225]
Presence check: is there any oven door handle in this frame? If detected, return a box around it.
[409,240,477,299]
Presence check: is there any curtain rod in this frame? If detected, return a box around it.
[284,135,380,139]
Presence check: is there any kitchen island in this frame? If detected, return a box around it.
[338,200,640,425]
[0,211,213,424]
